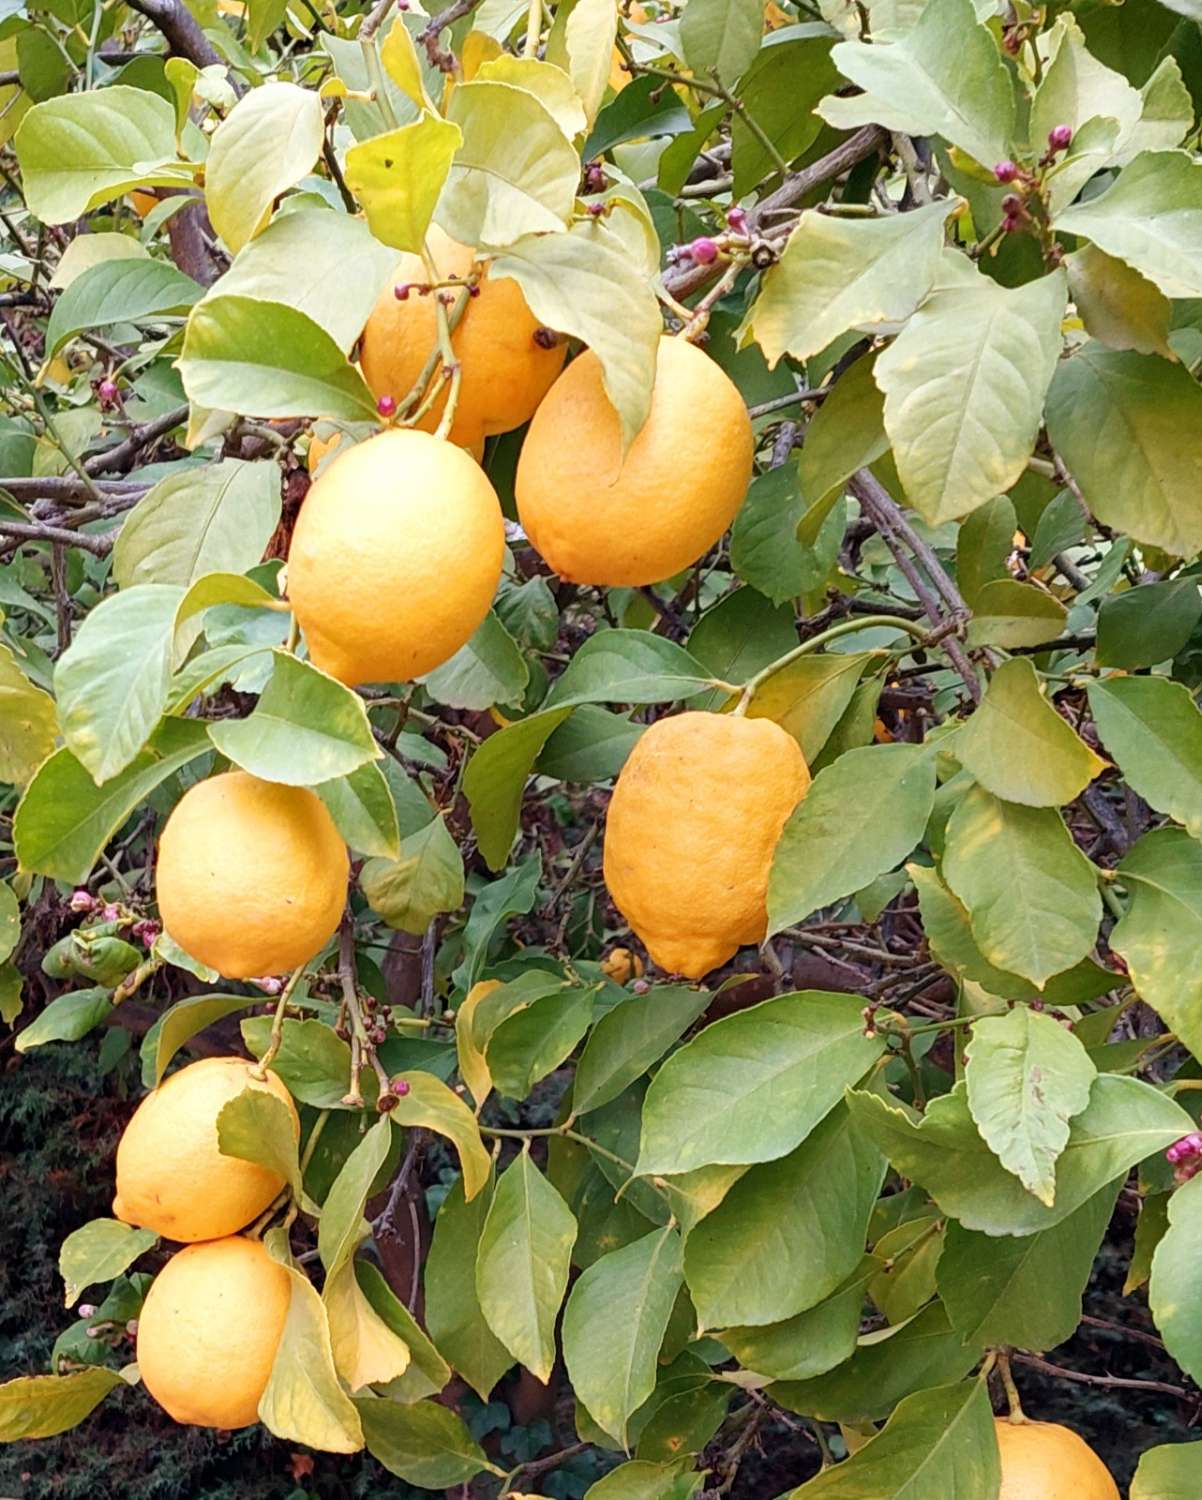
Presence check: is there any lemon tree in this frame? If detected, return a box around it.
[4,0,1202,1495]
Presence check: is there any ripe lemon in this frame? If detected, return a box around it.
[603,712,808,978]
[287,427,504,685]
[600,947,645,985]
[358,225,566,451]
[156,771,348,979]
[114,1056,299,1241]
[995,1419,1119,1499]
[515,335,754,586]
[137,1236,291,1429]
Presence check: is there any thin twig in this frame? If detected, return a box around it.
[1011,1352,1196,1403]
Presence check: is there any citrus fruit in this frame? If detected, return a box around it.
[137,1236,291,1429]
[308,425,484,476]
[603,712,809,978]
[515,334,754,586]
[156,771,348,979]
[600,947,645,984]
[127,190,158,218]
[287,427,504,685]
[995,1419,1119,1499]
[358,225,566,450]
[114,1056,299,1241]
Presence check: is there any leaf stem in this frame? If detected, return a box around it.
[251,963,310,1080]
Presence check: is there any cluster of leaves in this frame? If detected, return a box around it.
[8,0,1202,1494]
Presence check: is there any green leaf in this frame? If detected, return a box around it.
[438,80,579,248]
[422,610,529,711]
[875,272,1067,526]
[390,1069,491,1200]
[546,629,717,708]
[325,1242,409,1394]
[318,1116,394,1279]
[746,653,873,767]
[1111,827,1202,1059]
[563,1227,684,1444]
[718,1259,877,1383]
[53,583,181,785]
[345,112,462,254]
[13,719,210,884]
[360,814,465,933]
[729,465,811,606]
[682,1102,884,1329]
[356,1260,451,1402]
[635,991,888,1176]
[820,0,1014,163]
[425,1174,515,1399]
[847,1073,1191,1236]
[216,1087,301,1200]
[491,225,661,451]
[1089,677,1202,840]
[730,34,836,196]
[243,1016,359,1109]
[537,705,644,782]
[44,258,201,361]
[964,1007,1096,1204]
[954,658,1105,808]
[316,762,399,859]
[0,881,17,966]
[454,854,542,989]
[59,1218,157,1308]
[355,1395,493,1486]
[178,295,378,421]
[1096,580,1202,669]
[767,744,937,934]
[687,587,797,711]
[573,986,711,1116]
[679,0,761,84]
[205,81,324,254]
[0,1367,125,1440]
[942,786,1101,988]
[583,1459,703,1500]
[209,650,379,785]
[1054,150,1202,301]
[214,208,399,353]
[937,1183,1118,1350]
[258,1234,364,1453]
[475,56,586,140]
[1045,343,1202,558]
[15,987,110,1052]
[560,0,616,126]
[0,641,58,786]
[1066,243,1173,359]
[113,459,280,591]
[486,983,596,1100]
[964,578,1067,649]
[1132,1440,1202,1499]
[15,86,191,224]
[787,1380,1000,1499]
[463,708,573,870]
[142,992,256,1087]
[745,199,951,367]
[796,351,888,515]
[775,1301,982,1425]
[476,1147,577,1381]
[1150,1173,1202,1383]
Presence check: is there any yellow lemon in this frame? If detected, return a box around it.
[156,771,348,979]
[995,1419,1120,1500]
[515,335,754,586]
[600,947,645,984]
[137,1236,291,1429]
[358,225,566,451]
[287,427,504,685]
[603,712,808,978]
[113,1056,299,1241]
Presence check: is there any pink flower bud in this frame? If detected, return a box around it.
[1048,124,1073,151]
[585,163,606,193]
[394,283,411,301]
[69,889,95,913]
[586,202,605,217]
[632,979,650,996]
[391,1077,411,1097]
[101,903,122,923]
[132,919,161,948]
[377,394,397,418]
[689,236,719,265]
[98,378,119,406]
[251,975,284,995]
[532,327,559,350]
[994,161,1019,184]
[727,206,748,233]
[78,1304,97,1318]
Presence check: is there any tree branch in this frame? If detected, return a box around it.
[1012,1351,1196,1404]
[417,0,483,70]
[123,0,224,67]
[83,403,190,475]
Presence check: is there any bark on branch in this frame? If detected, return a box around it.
[124,0,224,67]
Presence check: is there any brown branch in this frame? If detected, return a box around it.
[84,403,189,475]
[0,475,146,503]
[123,0,224,66]
[1011,1351,1196,1404]
[417,0,483,70]
[662,125,888,300]
[0,519,113,555]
